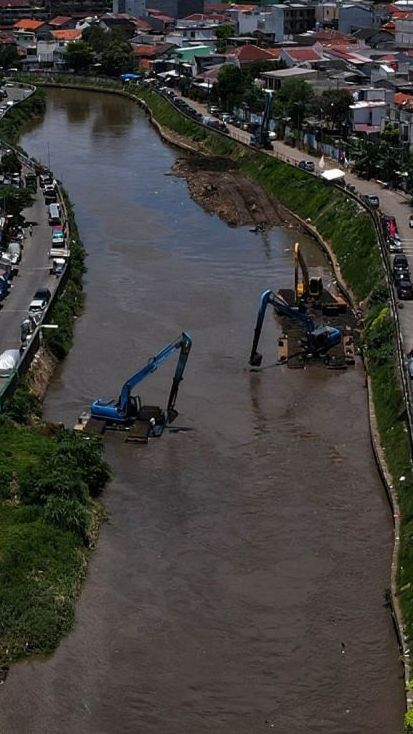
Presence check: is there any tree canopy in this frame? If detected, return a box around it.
[101,40,133,76]
[215,24,234,53]
[215,65,246,111]
[274,78,314,127]
[64,40,93,72]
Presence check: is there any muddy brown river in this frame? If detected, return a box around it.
[0,89,405,733]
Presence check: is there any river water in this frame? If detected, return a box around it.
[0,89,404,733]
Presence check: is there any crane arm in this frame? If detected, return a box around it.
[166,332,192,421]
[119,332,192,413]
[249,289,314,366]
[294,242,309,300]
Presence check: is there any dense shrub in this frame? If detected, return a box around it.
[3,383,41,423]
[44,496,90,541]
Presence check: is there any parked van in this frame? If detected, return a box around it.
[48,203,61,225]
[0,348,20,377]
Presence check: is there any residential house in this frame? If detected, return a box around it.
[166,18,221,47]
[395,15,413,45]
[349,86,391,134]
[228,43,280,66]
[113,0,145,17]
[48,17,76,30]
[260,65,318,90]
[293,29,354,46]
[0,0,31,23]
[99,15,137,36]
[280,44,324,67]
[143,0,203,20]
[388,91,413,150]
[13,19,46,36]
[314,2,340,28]
[145,9,175,31]
[338,3,376,34]
[256,4,317,43]
[33,29,82,69]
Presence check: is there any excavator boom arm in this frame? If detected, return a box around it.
[249,289,314,366]
[119,332,192,413]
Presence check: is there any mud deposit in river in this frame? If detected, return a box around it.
[0,88,405,734]
[172,157,297,228]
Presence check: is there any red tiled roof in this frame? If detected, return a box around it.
[13,18,45,30]
[283,46,323,62]
[51,29,82,40]
[393,11,413,19]
[395,92,413,109]
[232,44,279,62]
[131,17,153,30]
[310,29,353,46]
[132,44,157,56]
[49,16,72,27]
[150,12,174,22]
[184,12,229,21]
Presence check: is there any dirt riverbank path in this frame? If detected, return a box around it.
[177,95,413,351]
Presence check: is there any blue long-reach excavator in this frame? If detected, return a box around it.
[250,92,273,150]
[249,289,341,367]
[90,332,192,428]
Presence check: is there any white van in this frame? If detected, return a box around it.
[0,348,20,377]
[48,203,61,225]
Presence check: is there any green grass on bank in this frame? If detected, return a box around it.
[0,417,109,663]
[0,88,46,145]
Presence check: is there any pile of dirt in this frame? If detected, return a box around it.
[26,346,59,401]
[172,157,300,229]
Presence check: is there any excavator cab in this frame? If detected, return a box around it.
[308,277,323,299]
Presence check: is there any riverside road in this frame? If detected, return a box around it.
[0,85,58,355]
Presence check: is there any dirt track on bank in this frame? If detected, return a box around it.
[172,157,299,229]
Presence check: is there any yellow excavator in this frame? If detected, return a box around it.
[294,242,323,304]
[293,242,346,314]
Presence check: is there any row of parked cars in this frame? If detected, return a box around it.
[380,213,413,299]
[158,88,228,133]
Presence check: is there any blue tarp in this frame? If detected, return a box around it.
[120,73,140,81]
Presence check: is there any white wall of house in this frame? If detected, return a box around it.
[36,39,57,64]
[350,102,387,127]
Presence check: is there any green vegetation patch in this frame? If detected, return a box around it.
[0,416,110,663]
[0,88,46,146]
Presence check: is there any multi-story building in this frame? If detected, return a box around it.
[142,0,202,19]
[113,0,145,17]
[395,16,413,46]
[338,2,376,34]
